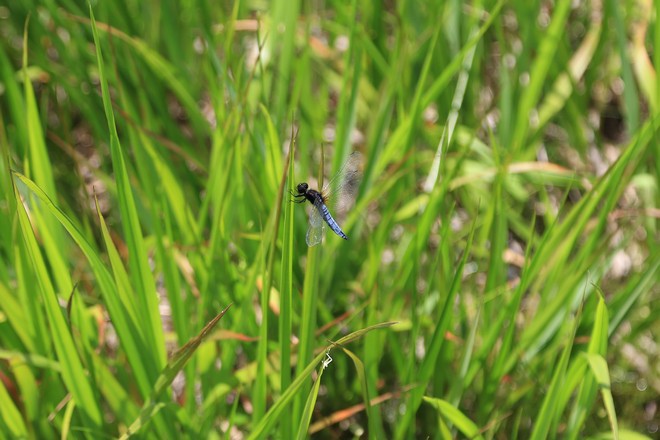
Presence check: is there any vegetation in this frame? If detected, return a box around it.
[0,0,658,438]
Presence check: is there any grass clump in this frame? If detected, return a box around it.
[0,1,658,438]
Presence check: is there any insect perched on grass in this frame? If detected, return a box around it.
[292,152,362,246]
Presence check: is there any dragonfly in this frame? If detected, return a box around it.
[292,152,361,246]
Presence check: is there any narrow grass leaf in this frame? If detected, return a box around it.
[567,293,611,439]
[279,127,296,438]
[121,305,232,439]
[12,180,103,427]
[537,10,602,128]
[529,303,581,440]
[0,380,27,438]
[511,0,572,154]
[606,0,640,131]
[249,322,394,439]
[89,5,166,373]
[254,139,289,422]
[341,346,376,435]
[396,221,476,438]
[296,361,326,440]
[8,356,39,425]
[423,397,484,440]
[585,353,619,440]
[13,171,153,397]
[22,17,71,298]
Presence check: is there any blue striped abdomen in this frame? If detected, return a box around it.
[319,203,348,240]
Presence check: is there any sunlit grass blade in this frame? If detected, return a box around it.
[537,6,602,128]
[395,221,476,438]
[0,376,28,438]
[293,231,321,421]
[295,358,326,440]
[279,126,296,438]
[89,5,166,376]
[585,353,619,439]
[0,276,32,350]
[7,355,39,429]
[529,295,584,440]
[447,305,480,407]
[565,293,611,439]
[12,179,103,428]
[249,322,395,439]
[22,16,73,304]
[120,305,232,439]
[65,12,209,137]
[253,126,289,423]
[340,346,379,437]
[423,397,484,440]
[22,17,56,200]
[14,170,153,398]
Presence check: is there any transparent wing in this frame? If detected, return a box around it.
[322,152,362,211]
[305,203,325,247]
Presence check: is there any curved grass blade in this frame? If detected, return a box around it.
[89,5,167,375]
[395,219,476,438]
[0,380,27,438]
[295,354,327,440]
[529,295,584,440]
[510,0,573,154]
[279,123,296,439]
[584,353,618,440]
[12,179,103,428]
[340,346,378,437]
[423,397,484,440]
[120,305,232,439]
[249,322,395,439]
[14,170,152,388]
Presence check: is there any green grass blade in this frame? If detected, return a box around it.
[423,397,484,440]
[0,379,28,438]
[537,9,602,128]
[249,322,394,439]
[253,130,288,423]
[529,299,583,440]
[12,180,104,428]
[510,0,572,154]
[606,0,640,132]
[89,5,166,375]
[585,353,619,440]
[295,358,326,440]
[121,305,232,439]
[13,170,154,400]
[396,221,476,438]
[279,127,296,438]
[341,346,378,437]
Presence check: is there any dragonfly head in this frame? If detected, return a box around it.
[296,182,309,195]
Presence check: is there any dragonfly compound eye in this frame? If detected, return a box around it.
[297,183,308,194]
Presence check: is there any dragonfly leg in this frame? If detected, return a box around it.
[289,190,306,203]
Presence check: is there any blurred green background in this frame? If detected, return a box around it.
[0,0,658,438]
